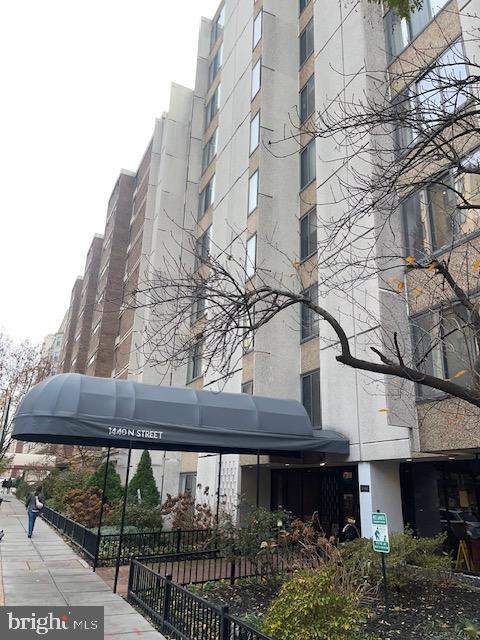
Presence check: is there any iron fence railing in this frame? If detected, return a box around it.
[128,559,273,640]
[41,505,97,563]
[40,505,214,566]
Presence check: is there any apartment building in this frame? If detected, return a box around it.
[86,170,135,378]
[58,277,83,373]
[69,235,104,374]
[51,0,480,538]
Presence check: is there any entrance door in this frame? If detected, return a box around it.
[271,466,360,536]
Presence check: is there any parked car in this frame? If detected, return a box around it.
[440,508,480,539]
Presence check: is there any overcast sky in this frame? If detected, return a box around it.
[0,0,219,345]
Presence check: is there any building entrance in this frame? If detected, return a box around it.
[271,465,360,537]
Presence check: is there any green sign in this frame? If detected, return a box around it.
[372,512,390,553]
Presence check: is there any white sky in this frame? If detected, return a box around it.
[0,0,220,345]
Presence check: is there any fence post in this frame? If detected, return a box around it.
[127,559,135,598]
[81,526,87,551]
[162,574,172,633]
[230,558,236,586]
[219,605,229,640]
[176,529,181,554]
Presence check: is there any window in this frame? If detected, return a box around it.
[206,85,221,126]
[300,207,317,260]
[384,0,449,59]
[198,175,215,219]
[195,226,212,269]
[91,320,101,337]
[248,171,259,213]
[250,112,260,154]
[299,0,310,13]
[208,44,223,85]
[299,19,314,66]
[300,75,315,122]
[210,5,225,49]
[300,139,316,189]
[191,288,206,323]
[411,306,477,398]
[246,234,257,279]
[403,149,480,258]
[301,285,319,340]
[243,312,255,353]
[242,380,254,394]
[301,369,321,427]
[253,11,262,48]
[203,129,218,171]
[179,473,197,494]
[87,353,96,368]
[251,59,261,98]
[187,341,203,382]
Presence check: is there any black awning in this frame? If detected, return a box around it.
[11,373,349,455]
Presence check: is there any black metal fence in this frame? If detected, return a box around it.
[140,546,306,586]
[41,505,98,563]
[128,559,273,640]
[99,528,214,564]
[41,505,214,567]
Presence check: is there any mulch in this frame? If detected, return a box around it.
[191,577,480,639]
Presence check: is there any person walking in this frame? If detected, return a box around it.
[25,486,45,538]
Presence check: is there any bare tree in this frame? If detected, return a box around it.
[131,13,480,423]
[0,333,54,462]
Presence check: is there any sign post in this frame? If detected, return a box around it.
[372,511,390,621]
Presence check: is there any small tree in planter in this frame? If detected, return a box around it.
[87,461,123,501]
[127,450,160,507]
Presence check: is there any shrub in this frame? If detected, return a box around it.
[127,450,160,507]
[15,478,35,501]
[107,502,163,532]
[340,528,450,590]
[43,468,91,511]
[63,486,114,528]
[87,462,123,501]
[262,569,374,640]
[161,487,216,530]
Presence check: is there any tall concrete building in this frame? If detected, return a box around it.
[58,277,83,373]
[52,0,480,538]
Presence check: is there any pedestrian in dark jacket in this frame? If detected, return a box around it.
[25,486,45,538]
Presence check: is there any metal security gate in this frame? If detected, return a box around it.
[271,465,360,537]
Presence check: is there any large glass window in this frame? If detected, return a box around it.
[299,0,310,14]
[242,380,254,394]
[194,226,212,269]
[246,234,257,280]
[198,176,215,219]
[208,44,223,86]
[301,369,321,427]
[248,171,259,213]
[210,5,225,50]
[187,341,203,382]
[300,19,314,66]
[300,75,315,122]
[384,0,450,59]
[203,129,218,171]
[300,207,317,260]
[253,11,262,49]
[206,85,221,127]
[300,139,316,189]
[403,149,480,257]
[191,287,206,323]
[411,306,477,398]
[250,112,260,154]
[251,59,261,98]
[301,284,319,341]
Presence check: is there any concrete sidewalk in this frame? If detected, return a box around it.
[0,496,166,639]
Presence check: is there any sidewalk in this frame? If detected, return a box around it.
[0,496,166,640]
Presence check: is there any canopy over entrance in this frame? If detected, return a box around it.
[12,373,349,455]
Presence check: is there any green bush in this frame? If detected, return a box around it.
[262,569,374,640]
[127,450,160,507]
[15,478,35,501]
[42,468,91,511]
[107,502,163,532]
[87,462,123,501]
[340,528,450,590]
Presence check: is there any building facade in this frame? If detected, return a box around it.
[52,0,480,540]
